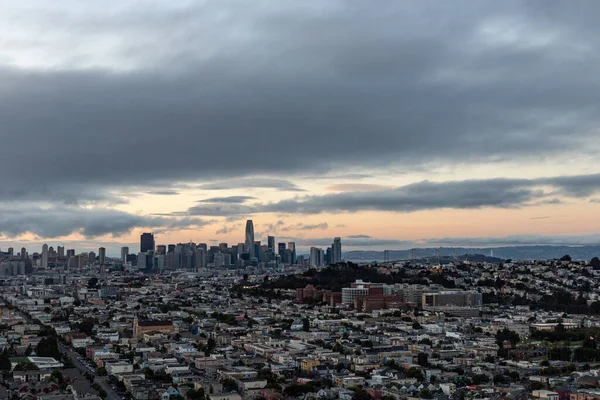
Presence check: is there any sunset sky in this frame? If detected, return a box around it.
[1,0,600,255]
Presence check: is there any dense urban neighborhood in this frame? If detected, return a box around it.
[2,235,600,400]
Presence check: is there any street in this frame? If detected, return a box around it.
[58,342,122,400]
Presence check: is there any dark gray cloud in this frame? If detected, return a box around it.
[174,173,600,216]
[348,234,373,239]
[259,174,600,215]
[0,206,211,239]
[1,0,599,197]
[148,190,180,196]
[198,196,256,204]
[197,179,304,192]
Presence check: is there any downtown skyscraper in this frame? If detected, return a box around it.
[245,220,254,258]
[332,237,342,264]
[140,232,155,253]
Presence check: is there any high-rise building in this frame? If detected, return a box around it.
[156,245,166,255]
[245,220,255,257]
[41,244,49,268]
[7,247,13,257]
[140,232,155,253]
[20,247,26,260]
[309,247,324,267]
[57,246,65,257]
[89,251,96,265]
[66,249,75,258]
[332,237,342,264]
[121,246,129,263]
[268,236,275,252]
[287,242,296,264]
[98,247,106,265]
[253,241,261,262]
[195,248,207,269]
[278,243,286,261]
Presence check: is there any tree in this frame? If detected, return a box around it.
[0,349,11,371]
[406,367,424,381]
[302,317,310,332]
[77,318,96,335]
[560,255,572,262]
[496,328,520,348]
[349,387,373,400]
[205,338,216,357]
[186,388,207,400]
[88,277,99,289]
[36,337,61,359]
[591,257,600,270]
[417,353,428,367]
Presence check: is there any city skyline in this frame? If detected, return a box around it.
[1,1,600,250]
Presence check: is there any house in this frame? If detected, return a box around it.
[533,390,560,400]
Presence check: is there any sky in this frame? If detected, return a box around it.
[1,0,600,255]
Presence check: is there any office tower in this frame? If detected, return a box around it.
[89,251,96,265]
[383,250,390,262]
[219,243,228,252]
[137,252,147,269]
[127,253,137,266]
[252,241,260,262]
[287,242,296,264]
[20,248,26,260]
[268,236,275,252]
[156,245,166,255]
[310,247,324,267]
[66,249,75,258]
[140,232,155,253]
[57,246,64,257]
[325,247,332,265]
[41,244,49,268]
[7,247,13,257]
[214,253,224,268]
[260,245,270,263]
[167,244,176,253]
[245,220,255,257]
[195,248,207,269]
[198,243,208,251]
[98,247,105,265]
[278,243,286,260]
[332,237,342,264]
[121,246,129,263]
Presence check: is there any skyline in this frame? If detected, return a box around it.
[2,1,600,250]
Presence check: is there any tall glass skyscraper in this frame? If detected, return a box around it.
[245,220,255,257]
[140,232,155,253]
[332,237,342,264]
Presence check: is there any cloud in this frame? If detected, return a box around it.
[281,222,329,231]
[0,0,599,200]
[0,206,212,239]
[325,184,394,192]
[198,196,256,204]
[530,216,550,220]
[258,174,600,215]
[148,190,180,196]
[197,179,304,192]
[289,236,413,248]
[348,234,373,239]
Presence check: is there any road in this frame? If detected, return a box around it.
[58,342,122,400]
